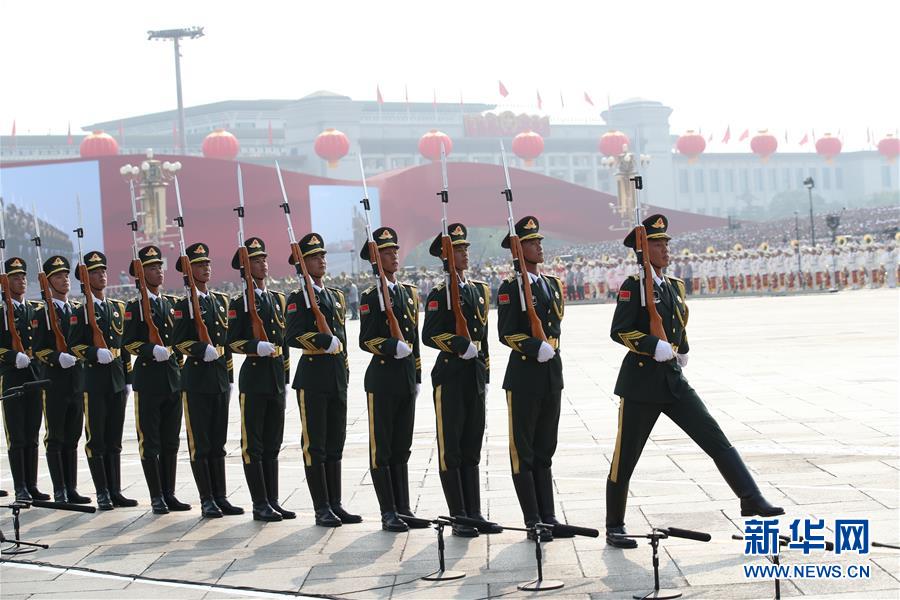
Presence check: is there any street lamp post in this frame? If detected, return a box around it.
[601,145,651,230]
[148,27,204,153]
[803,176,816,247]
[120,150,182,247]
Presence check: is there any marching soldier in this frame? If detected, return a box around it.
[33,256,91,503]
[285,233,361,527]
[227,237,293,522]
[422,224,500,538]
[123,245,190,514]
[172,243,243,518]
[496,216,569,542]
[606,214,784,549]
[1,257,49,502]
[358,227,424,533]
[68,251,135,510]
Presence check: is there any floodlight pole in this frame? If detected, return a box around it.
[148,27,205,153]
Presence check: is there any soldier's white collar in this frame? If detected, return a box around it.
[312,282,324,293]
[52,298,69,310]
[526,271,542,283]
[11,298,23,308]
[147,290,160,302]
[93,297,105,307]
[653,272,665,286]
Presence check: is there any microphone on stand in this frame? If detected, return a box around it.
[659,527,711,542]
[0,379,52,401]
[29,499,96,514]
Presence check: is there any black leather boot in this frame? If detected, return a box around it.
[9,449,32,504]
[370,468,407,532]
[209,456,244,515]
[324,461,361,523]
[160,453,191,511]
[63,449,91,504]
[106,453,137,507]
[605,477,637,549]
[141,457,169,514]
[511,471,552,542]
[534,467,571,537]
[190,459,223,518]
[714,447,784,517]
[439,468,478,537]
[263,459,295,519]
[87,456,114,510]
[389,464,428,528]
[243,462,281,522]
[26,446,50,500]
[305,464,341,527]
[460,466,502,534]
[47,450,68,503]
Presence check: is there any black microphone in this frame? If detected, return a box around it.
[661,527,711,542]
[548,523,599,538]
[30,499,97,514]
[23,379,52,391]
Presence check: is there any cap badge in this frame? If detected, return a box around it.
[308,235,321,245]
[450,225,464,236]
[378,229,393,240]
[145,247,159,257]
[248,239,262,248]
[523,219,537,230]
[651,217,665,229]
[52,257,65,266]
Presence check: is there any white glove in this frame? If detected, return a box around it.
[58,353,77,369]
[536,341,555,363]
[125,384,132,396]
[326,336,341,354]
[484,383,490,396]
[14,352,31,369]
[676,353,689,368]
[394,340,412,359]
[654,340,675,362]
[415,383,421,397]
[256,341,277,357]
[460,342,478,360]
[229,383,234,396]
[203,345,219,362]
[152,345,171,362]
[96,348,114,364]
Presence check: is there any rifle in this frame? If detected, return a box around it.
[499,142,547,341]
[127,179,164,346]
[358,155,403,340]
[275,161,333,337]
[437,145,469,340]
[0,198,25,353]
[173,176,212,345]
[630,176,667,342]
[233,165,269,342]
[30,202,67,352]
[73,196,107,349]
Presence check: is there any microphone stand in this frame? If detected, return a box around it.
[1,503,49,556]
[416,517,466,581]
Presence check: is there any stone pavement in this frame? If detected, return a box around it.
[2,289,898,599]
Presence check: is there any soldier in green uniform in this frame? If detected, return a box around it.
[68,251,135,510]
[33,256,91,503]
[358,227,424,533]
[123,245,190,515]
[285,233,360,527]
[227,237,293,522]
[606,214,784,549]
[172,243,243,518]
[1,257,49,502]
[422,224,501,538]
[497,216,569,542]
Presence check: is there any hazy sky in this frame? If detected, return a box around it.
[2,0,897,151]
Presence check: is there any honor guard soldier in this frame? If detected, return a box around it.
[227,237,293,522]
[422,224,500,537]
[358,227,424,533]
[123,245,190,514]
[33,256,91,503]
[606,214,784,549]
[285,233,361,527]
[496,217,569,542]
[1,257,49,502]
[68,251,135,510]
[172,243,243,518]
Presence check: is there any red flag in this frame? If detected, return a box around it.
[498,80,509,97]
[739,129,749,142]
[10,120,15,149]
[721,126,731,144]
[799,133,809,146]
[67,121,73,145]
[584,91,594,106]
[376,85,384,105]
[267,120,273,146]
[536,90,542,110]
[560,91,565,109]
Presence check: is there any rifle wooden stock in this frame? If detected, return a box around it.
[37,272,67,352]
[635,226,667,342]
[178,255,212,346]
[441,235,470,339]
[76,265,107,349]
[237,247,269,342]
[131,259,164,347]
[367,240,404,340]
[509,235,547,341]
[290,242,332,336]
[1,273,25,353]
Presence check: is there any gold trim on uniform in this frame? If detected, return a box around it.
[609,399,625,482]
[435,385,447,472]
[134,391,145,459]
[240,393,250,464]
[182,391,197,461]
[367,393,377,469]
[506,391,520,475]
[299,390,312,467]
[82,392,92,457]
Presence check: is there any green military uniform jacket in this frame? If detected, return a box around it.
[421,278,490,386]
[610,274,691,403]
[68,297,131,394]
[33,299,84,394]
[497,273,564,394]
[172,291,233,394]
[123,293,182,395]
[285,285,349,394]
[226,288,290,395]
[0,300,41,387]
[358,281,421,396]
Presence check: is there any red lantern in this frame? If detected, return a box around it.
[419,130,452,161]
[598,130,630,156]
[750,130,778,162]
[676,130,706,163]
[512,130,544,167]
[878,134,899,163]
[202,129,240,160]
[314,128,350,168]
[79,131,119,158]
[815,133,842,163]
